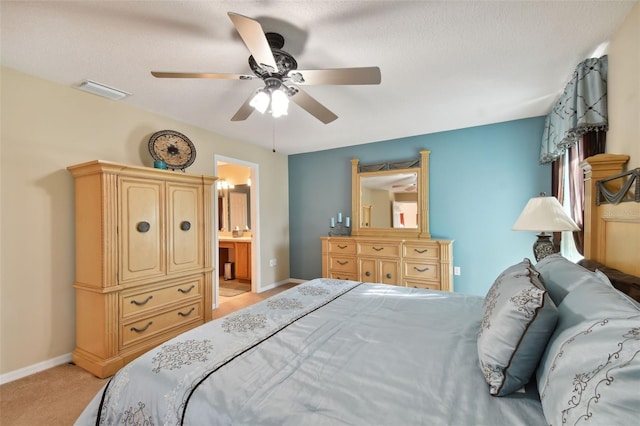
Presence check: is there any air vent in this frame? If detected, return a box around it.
[77,80,130,100]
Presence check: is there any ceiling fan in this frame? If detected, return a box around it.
[151,12,381,124]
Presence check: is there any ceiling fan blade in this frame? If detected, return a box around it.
[288,67,381,85]
[288,85,338,124]
[227,12,278,73]
[230,90,257,121]
[151,71,255,80]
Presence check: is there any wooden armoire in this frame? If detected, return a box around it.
[67,160,216,378]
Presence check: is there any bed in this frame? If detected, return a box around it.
[76,154,640,425]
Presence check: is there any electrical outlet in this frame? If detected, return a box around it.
[454,266,461,276]
[269,258,277,267]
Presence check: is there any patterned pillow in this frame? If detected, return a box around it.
[537,315,640,425]
[536,272,640,403]
[477,259,559,396]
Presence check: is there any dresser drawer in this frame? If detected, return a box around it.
[328,272,358,281]
[403,261,440,280]
[404,279,441,291]
[121,278,202,318]
[327,239,356,254]
[403,242,440,260]
[121,302,202,348]
[329,255,357,273]
[358,241,401,258]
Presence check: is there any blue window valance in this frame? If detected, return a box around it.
[540,55,608,164]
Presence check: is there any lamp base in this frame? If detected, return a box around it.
[533,233,557,262]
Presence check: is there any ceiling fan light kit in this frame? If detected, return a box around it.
[249,77,290,117]
[151,12,381,124]
[249,90,270,114]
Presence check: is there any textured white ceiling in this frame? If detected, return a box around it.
[1,1,636,154]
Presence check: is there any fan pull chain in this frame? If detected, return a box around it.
[272,121,276,153]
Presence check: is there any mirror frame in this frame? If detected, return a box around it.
[351,150,431,238]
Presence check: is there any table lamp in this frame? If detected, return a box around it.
[512,193,579,261]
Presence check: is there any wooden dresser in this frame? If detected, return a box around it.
[67,160,216,378]
[321,236,453,291]
[323,150,454,292]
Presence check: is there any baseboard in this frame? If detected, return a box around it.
[257,278,305,293]
[0,353,72,385]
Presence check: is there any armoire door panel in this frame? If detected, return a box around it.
[167,183,202,273]
[119,179,165,282]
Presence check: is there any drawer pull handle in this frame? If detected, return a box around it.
[337,244,348,249]
[365,271,371,277]
[386,273,392,279]
[178,285,195,294]
[337,260,349,266]
[130,295,153,306]
[414,266,430,272]
[136,221,150,233]
[178,307,195,317]
[373,247,384,252]
[414,249,429,254]
[131,321,153,333]
[180,221,191,231]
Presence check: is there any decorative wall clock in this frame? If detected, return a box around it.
[148,130,196,171]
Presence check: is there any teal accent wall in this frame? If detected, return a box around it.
[288,117,550,296]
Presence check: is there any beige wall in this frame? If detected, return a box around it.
[607,1,639,168]
[0,67,290,376]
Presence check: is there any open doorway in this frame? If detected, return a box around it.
[214,155,259,306]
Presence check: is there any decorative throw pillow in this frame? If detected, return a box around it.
[537,315,640,425]
[535,253,609,305]
[477,258,559,396]
[536,271,640,396]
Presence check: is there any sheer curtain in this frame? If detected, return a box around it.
[551,131,606,258]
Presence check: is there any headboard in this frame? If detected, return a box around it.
[581,154,640,299]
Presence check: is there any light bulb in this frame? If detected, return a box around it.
[249,90,270,114]
[270,89,289,118]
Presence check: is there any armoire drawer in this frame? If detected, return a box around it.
[121,278,202,318]
[121,301,202,348]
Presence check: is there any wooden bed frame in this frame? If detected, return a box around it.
[581,153,640,281]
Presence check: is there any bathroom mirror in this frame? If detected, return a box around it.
[218,184,251,232]
[351,150,430,238]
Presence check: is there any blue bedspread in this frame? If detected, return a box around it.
[76,278,546,425]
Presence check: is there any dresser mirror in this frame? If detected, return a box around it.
[351,150,431,238]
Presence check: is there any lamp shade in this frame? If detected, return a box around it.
[512,196,579,232]
[249,90,270,114]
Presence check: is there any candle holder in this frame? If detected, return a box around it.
[329,213,351,236]
[329,221,351,236]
